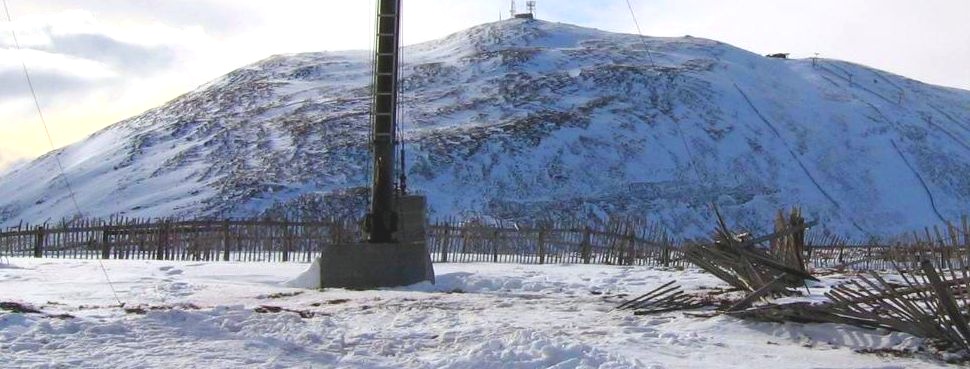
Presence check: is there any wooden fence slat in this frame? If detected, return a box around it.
[6,216,970,270]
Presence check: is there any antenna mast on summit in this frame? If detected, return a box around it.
[511,0,536,19]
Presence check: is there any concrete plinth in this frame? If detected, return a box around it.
[316,195,434,289]
[318,241,434,289]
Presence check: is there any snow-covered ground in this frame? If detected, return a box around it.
[0,258,947,368]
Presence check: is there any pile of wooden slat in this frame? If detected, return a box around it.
[770,207,808,273]
[618,207,970,357]
[0,301,74,319]
[727,257,970,355]
[824,259,970,351]
[618,208,820,316]
[615,281,705,315]
[684,208,818,310]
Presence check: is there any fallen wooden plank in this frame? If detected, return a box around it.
[726,275,788,312]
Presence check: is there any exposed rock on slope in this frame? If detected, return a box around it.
[2,19,970,237]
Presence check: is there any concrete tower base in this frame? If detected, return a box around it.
[316,195,435,289]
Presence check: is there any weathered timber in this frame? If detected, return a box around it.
[617,281,705,315]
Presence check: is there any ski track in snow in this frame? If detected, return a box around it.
[732,83,871,236]
[889,140,946,224]
[0,258,947,369]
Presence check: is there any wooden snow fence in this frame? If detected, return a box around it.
[727,258,970,354]
[805,217,970,271]
[618,208,822,317]
[619,213,970,355]
[0,216,683,266]
[683,208,819,311]
[823,258,970,351]
[0,217,347,263]
[615,280,706,315]
[426,218,681,266]
[770,207,808,272]
[6,212,970,271]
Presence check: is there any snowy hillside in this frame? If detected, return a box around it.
[2,18,970,237]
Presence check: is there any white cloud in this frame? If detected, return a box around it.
[0,145,31,175]
[0,48,116,77]
[0,7,219,172]
[0,9,201,102]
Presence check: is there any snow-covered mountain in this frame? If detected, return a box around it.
[2,19,970,237]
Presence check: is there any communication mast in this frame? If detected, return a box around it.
[510,0,536,19]
[315,0,435,289]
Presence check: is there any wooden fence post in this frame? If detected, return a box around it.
[101,226,112,259]
[157,221,169,260]
[623,231,635,266]
[491,229,499,263]
[222,220,231,261]
[439,226,449,263]
[460,223,468,258]
[614,232,625,265]
[537,227,546,265]
[581,227,591,264]
[282,223,292,262]
[33,226,45,258]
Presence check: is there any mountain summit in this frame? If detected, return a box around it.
[3,19,970,237]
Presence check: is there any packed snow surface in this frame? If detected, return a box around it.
[0,258,946,368]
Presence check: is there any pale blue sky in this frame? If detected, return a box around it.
[1,0,968,171]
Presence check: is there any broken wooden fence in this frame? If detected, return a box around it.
[6,215,970,270]
[805,219,970,271]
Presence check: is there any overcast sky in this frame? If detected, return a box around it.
[1,0,968,172]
